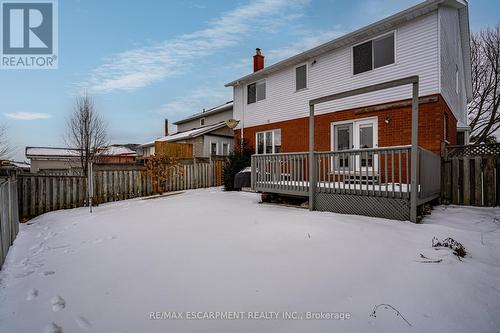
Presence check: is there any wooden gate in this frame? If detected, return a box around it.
[213,160,223,186]
[442,143,500,206]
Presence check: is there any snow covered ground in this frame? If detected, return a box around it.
[1,188,499,333]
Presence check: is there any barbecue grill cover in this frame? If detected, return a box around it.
[234,168,251,189]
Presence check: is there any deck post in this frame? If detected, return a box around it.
[410,81,419,223]
[250,156,256,191]
[309,104,316,211]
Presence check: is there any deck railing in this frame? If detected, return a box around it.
[315,146,411,198]
[251,152,311,196]
[251,145,440,203]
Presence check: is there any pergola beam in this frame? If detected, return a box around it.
[308,75,419,222]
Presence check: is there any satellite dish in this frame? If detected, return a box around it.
[225,119,240,129]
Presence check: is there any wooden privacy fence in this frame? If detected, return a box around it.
[442,143,500,206]
[155,141,193,158]
[17,159,225,220]
[0,171,20,268]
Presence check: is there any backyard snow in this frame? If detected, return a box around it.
[1,188,499,333]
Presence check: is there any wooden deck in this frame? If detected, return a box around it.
[251,146,441,221]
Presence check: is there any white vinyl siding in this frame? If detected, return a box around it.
[439,6,467,124]
[202,135,233,158]
[233,12,439,129]
[176,108,233,133]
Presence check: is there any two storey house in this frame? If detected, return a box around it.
[226,0,471,156]
[225,0,472,222]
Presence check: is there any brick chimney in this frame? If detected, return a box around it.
[164,119,169,136]
[253,48,264,72]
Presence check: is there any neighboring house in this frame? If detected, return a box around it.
[225,0,472,156]
[26,145,137,174]
[138,101,235,158]
[97,145,138,164]
[25,147,81,174]
[0,160,30,172]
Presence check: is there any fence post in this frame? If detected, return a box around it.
[452,158,460,204]
[308,103,316,211]
[484,157,496,206]
[463,157,470,205]
[251,156,256,191]
[409,81,419,223]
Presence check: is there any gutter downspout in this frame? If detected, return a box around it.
[237,81,245,148]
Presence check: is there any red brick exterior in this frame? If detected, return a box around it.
[237,94,457,155]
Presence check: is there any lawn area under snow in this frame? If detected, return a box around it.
[1,188,499,332]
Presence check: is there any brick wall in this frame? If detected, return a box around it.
[237,94,456,155]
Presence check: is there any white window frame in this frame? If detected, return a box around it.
[294,63,308,92]
[210,141,218,156]
[255,129,281,155]
[200,117,206,126]
[222,142,230,156]
[247,79,266,104]
[330,117,378,172]
[351,30,397,76]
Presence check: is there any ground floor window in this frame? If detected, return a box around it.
[256,129,281,154]
[211,142,218,155]
[222,143,229,156]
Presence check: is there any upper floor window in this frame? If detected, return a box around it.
[256,129,281,154]
[353,32,395,75]
[295,64,307,91]
[455,65,459,94]
[200,117,205,126]
[247,80,266,104]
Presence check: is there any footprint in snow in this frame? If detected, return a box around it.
[26,288,38,301]
[43,322,62,333]
[51,296,66,311]
[75,316,92,330]
[29,243,41,251]
[14,270,35,278]
[40,270,56,276]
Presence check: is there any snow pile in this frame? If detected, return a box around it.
[0,189,499,332]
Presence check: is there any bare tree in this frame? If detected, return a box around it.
[469,25,500,143]
[66,93,108,175]
[0,124,11,160]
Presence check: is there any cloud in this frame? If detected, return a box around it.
[4,112,52,120]
[266,28,345,63]
[80,0,309,94]
[157,86,232,122]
